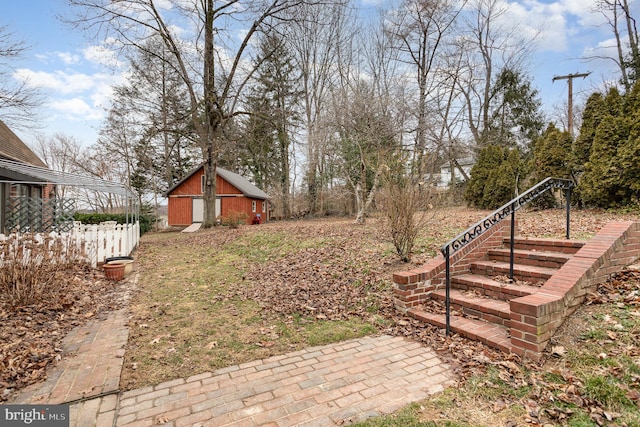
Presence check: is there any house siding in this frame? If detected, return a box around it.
[167,197,193,226]
[220,196,263,220]
[218,176,242,195]
[169,170,203,196]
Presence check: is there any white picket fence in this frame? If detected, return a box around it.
[72,221,140,267]
[0,221,140,268]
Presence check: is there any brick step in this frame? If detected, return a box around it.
[409,309,512,353]
[487,248,573,269]
[471,260,557,284]
[432,289,510,326]
[451,273,538,301]
[507,237,584,254]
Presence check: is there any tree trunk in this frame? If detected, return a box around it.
[354,172,380,225]
[202,146,218,227]
[202,0,218,228]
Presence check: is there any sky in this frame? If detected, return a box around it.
[1,0,635,152]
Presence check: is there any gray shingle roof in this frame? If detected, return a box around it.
[0,120,47,167]
[164,165,269,200]
[216,168,269,200]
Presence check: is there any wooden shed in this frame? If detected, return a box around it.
[164,166,269,227]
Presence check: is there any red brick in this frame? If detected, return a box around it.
[394,289,412,298]
[511,337,543,353]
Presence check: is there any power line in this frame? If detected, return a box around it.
[552,72,591,137]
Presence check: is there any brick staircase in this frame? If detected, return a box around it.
[392,220,640,360]
[409,235,584,353]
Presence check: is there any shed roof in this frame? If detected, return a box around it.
[0,120,47,167]
[0,158,134,197]
[165,165,269,200]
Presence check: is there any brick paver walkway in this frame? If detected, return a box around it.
[66,334,453,427]
[10,308,129,405]
[9,273,455,426]
[112,335,453,427]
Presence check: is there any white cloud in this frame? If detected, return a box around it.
[582,36,624,65]
[500,1,565,52]
[12,67,125,125]
[89,81,117,111]
[57,52,80,65]
[33,51,80,65]
[495,0,618,55]
[13,69,97,94]
[154,0,175,10]
[360,0,385,6]
[49,98,103,121]
[82,45,122,68]
[167,24,186,38]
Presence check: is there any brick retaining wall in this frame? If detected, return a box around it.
[509,221,640,359]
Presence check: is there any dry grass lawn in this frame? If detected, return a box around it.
[121,206,638,390]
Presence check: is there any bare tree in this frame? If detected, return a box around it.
[0,25,42,128]
[593,0,639,90]
[456,0,540,149]
[331,78,400,224]
[412,37,470,191]
[32,133,83,199]
[286,0,351,215]
[384,0,465,178]
[326,14,410,224]
[100,38,199,215]
[32,133,127,212]
[66,0,317,227]
[74,143,131,212]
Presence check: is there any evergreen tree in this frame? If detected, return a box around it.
[483,148,523,208]
[617,82,640,201]
[572,93,605,172]
[465,145,523,209]
[239,33,300,218]
[577,83,640,207]
[478,68,545,150]
[529,123,572,208]
[580,115,628,206]
[533,123,572,180]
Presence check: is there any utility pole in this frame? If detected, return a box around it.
[552,72,591,137]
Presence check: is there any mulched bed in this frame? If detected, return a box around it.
[0,264,129,401]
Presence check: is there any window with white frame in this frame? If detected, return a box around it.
[262,201,266,213]
[252,200,256,212]
[201,174,205,194]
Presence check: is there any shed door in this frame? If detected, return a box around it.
[192,198,204,223]
[192,198,221,223]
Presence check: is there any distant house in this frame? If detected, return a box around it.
[438,158,474,189]
[0,120,54,233]
[164,166,269,227]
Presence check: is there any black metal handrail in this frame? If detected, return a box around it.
[440,177,575,334]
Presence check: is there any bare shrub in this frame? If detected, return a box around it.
[379,175,442,262]
[0,234,87,309]
[220,210,249,229]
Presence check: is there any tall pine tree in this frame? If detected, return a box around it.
[239,33,300,218]
[579,86,637,206]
